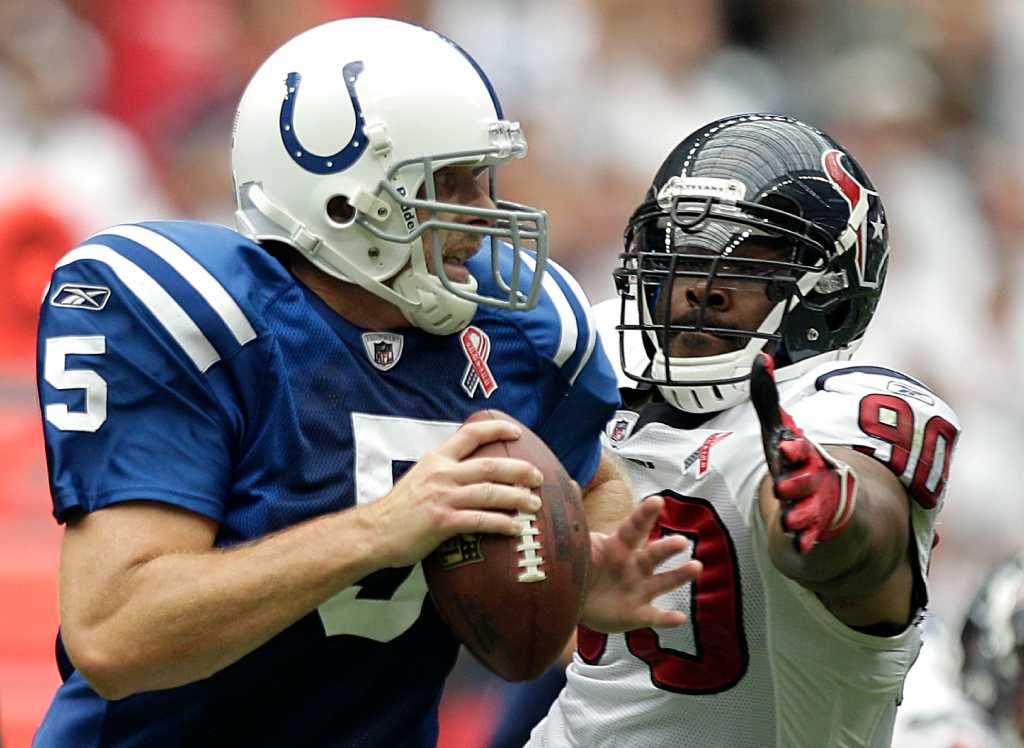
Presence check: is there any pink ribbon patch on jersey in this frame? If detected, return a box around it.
[460,326,498,399]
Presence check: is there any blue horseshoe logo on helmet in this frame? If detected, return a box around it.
[279,60,368,174]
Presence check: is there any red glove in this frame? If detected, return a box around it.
[749,354,858,555]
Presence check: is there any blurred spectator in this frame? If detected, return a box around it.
[0,201,76,377]
[891,616,1002,747]
[989,0,1024,152]
[153,94,240,227]
[71,0,420,153]
[0,0,172,377]
[433,0,783,295]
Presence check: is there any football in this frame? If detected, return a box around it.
[423,409,591,681]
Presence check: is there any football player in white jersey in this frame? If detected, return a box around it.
[528,114,961,748]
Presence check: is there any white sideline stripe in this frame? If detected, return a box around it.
[56,245,220,372]
[98,225,257,346]
[547,257,597,384]
[521,254,577,367]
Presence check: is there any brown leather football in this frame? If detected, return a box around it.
[423,409,591,681]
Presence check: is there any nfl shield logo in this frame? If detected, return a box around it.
[611,419,629,441]
[606,410,639,444]
[362,332,404,372]
[374,341,393,367]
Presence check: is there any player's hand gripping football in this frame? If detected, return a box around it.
[581,496,703,633]
[750,353,859,555]
[365,419,544,568]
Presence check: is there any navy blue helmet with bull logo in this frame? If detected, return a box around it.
[615,114,889,413]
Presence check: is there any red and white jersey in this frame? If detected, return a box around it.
[530,356,960,748]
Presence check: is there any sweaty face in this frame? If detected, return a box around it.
[415,165,495,283]
[649,240,793,358]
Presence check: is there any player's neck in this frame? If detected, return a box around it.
[288,254,410,331]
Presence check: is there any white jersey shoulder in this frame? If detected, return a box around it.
[532,359,959,748]
[781,360,960,592]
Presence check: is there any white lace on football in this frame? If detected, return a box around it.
[515,511,546,582]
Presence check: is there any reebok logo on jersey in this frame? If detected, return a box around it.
[887,380,934,406]
[361,332,404,372]
[50,284,111,311]
[683,432,731,478]
[460,326,497,398]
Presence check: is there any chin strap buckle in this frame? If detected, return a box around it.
[244,182,322,255]
[350,188,391,222]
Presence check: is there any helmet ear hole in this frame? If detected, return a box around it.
[759,192,802,217]
[326,195,356,226]
[825,299,852,332]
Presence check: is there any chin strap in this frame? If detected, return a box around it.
[391,226,479,335]
[243,183,323,254]
[392,267,478,335]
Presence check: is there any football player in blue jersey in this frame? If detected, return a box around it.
[32,17,701,748]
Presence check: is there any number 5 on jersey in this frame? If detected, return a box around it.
[43,335,108,432]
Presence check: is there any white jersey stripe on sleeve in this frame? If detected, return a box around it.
[521,253,577,367]
[546,257,597,384]
[56,245,221,372]
[98,225,257,346]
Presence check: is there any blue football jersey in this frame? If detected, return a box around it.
[34,221,619,747]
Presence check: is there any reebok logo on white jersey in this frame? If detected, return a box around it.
[887,380,934,406]
[50,284,111,311]
[683,432,731,478]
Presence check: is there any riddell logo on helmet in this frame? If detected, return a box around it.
[394,185,417,231]
[657,176,747,207]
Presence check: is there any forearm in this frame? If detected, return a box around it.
[581,450,634,534]
[760,448,908,596]
[63,418,541,700]
[63,506,382,699]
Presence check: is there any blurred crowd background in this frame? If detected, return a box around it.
[1,1,1022,746]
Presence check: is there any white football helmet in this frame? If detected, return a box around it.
[232,17,548,335]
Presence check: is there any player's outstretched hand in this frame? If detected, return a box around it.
[750,353,859,555]
[580,496,702,633]
[365,419,543,568]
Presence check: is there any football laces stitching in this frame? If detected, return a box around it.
[515,510,546,582]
